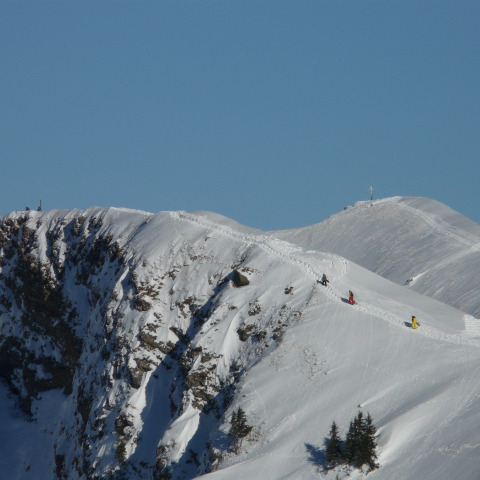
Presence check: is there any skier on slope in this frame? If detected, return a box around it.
[348,290,355,305]
[411,315,418,329]
[321,273,329,286]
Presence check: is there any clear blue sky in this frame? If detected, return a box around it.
[1,1,479,230]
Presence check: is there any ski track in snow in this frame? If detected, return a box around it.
[169,211,480,349]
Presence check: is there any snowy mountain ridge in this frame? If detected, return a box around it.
[175,208,480,346]
[0,197,479,480]
[273,196,480,317]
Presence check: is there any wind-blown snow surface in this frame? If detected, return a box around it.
[1,199,480,480]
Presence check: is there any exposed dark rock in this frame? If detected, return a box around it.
[190,346,203,358]
[232,270,250,287]
[248,301,261,316]
[154,341,176,355]
[140,331,163,350]
[133,296,151,311]
[54,454,68,480]
[129,357,155,389]
[115,413,134,436]
[129,368,144,389]
[186,369,209,390]
[237,325,255,342]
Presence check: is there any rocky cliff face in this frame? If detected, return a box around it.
[0,208,311,480]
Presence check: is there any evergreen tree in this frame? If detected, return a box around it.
[344,411,363,466]
[362,413,379,472]
[228,407,252,452]
[343,419,355,464]
[325,421,343,469]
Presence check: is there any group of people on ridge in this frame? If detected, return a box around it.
[320,273,355,304]
[319,274,418,329]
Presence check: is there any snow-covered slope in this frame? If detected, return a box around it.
[272,196,480,318]
[0,201,479,480]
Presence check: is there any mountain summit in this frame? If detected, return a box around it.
[273,196,480,316]
[0,198,479,480]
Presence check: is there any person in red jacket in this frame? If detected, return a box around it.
[348,290,355,305]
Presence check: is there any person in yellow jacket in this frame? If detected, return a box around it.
[411,315,418,329]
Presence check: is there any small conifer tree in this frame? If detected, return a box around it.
[325,421,343,469]
[362,413,379,472]
[229,407,252,453]
[344,411,363,466]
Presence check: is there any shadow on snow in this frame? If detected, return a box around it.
[305,441,326,467]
